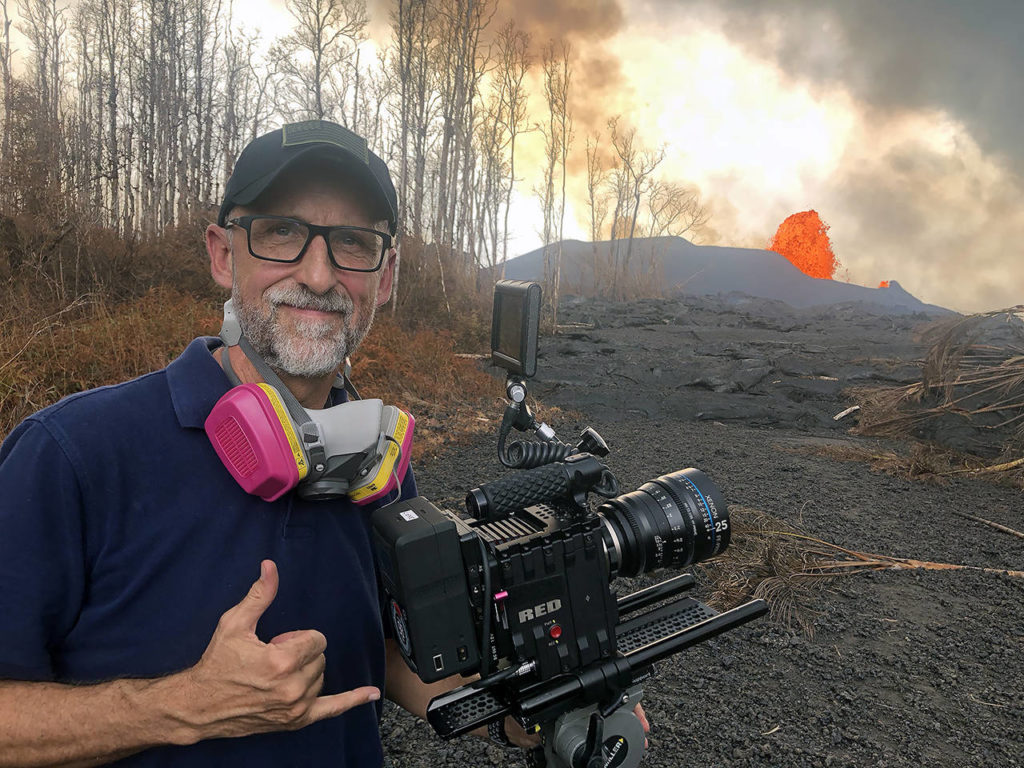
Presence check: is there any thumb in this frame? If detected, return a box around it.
[231,559,279,632]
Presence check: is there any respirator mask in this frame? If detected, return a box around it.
[204,300,414,504]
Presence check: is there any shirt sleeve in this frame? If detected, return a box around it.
[0,419,87,681]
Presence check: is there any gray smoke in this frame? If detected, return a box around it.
[654,0,1024,175]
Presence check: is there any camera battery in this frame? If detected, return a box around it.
[371,497,481,682]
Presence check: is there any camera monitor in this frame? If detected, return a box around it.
[490,280,541,378]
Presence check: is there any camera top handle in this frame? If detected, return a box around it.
[467,454,620,519]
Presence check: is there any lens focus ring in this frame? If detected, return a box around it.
[598,468,729,578]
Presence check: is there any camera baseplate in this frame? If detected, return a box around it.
[425,577,768,738]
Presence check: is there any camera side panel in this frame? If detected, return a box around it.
[496,516,617,680]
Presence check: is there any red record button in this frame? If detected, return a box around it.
[549,624,562,639]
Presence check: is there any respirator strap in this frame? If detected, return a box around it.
[342,377,361,401]
[234,336,329,475]
[339,357,360,401]
[235,336,308,424]
[217,316,328,476]
[219,346,243,387]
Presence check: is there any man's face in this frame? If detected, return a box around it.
[208,166,395,379]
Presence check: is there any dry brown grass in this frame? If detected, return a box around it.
[0,286,222,437]
[785,439,1024,492]
[807,441,984,483]
[351,318,501,461]
[0,282,501,463]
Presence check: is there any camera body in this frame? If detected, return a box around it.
[373,454,618,685]
[371,281,764,768]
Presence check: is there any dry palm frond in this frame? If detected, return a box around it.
[700,506,835,636]
[699,506,1024,638]
[946,511,1024,540]
[794,439,1024,490]
[850,306,1024,460]
[919,306,1024,394]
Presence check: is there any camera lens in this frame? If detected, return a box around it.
[597,468,730,577]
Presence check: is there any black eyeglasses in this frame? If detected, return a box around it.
[226,215,392,272]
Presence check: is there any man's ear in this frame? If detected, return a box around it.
[376,248,398,307]
[207,224,233,290]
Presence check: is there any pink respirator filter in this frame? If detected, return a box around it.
[205,383,304,502]
[352,409,415,506]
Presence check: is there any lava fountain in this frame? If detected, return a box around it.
[768,210,840,280]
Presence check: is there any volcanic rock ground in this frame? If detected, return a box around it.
[381,294,1024,768]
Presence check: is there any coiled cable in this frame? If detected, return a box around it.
[497,403,574,468]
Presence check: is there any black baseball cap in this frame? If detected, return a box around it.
[218,120,399,235]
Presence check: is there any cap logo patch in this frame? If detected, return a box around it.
[281,120,369,164]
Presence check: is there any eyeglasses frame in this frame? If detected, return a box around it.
[225,215,393,273]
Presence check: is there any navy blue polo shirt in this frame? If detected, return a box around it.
[0,337,416,766]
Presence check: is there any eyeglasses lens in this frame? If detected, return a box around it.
[246,216,384,270]
[328,228,385,270]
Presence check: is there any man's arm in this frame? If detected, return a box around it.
[0,561,380,768]
[0,674,197,768]
[383,639,539,748]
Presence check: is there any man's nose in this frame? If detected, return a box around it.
[294,233,335,294]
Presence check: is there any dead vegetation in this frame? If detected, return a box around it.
[348,318,500,461]
[0,282,498,461]
[699,505,1024,637]
[842,306,1024,487]
[851,305,1024,447]
[0,287,223,437]
[791,440,1024,489]
[689,308,1024,636]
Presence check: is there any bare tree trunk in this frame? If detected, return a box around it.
[553,42,572,331]
[395,0,410,230]
[410,2,430,240]
[0,1,12,190]
[497,22,529,278]
[432,0,458,249]
[539,41,561,325]
[351,44,360,130]
[101,0,121,231]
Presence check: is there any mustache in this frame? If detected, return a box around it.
[265,284,353,314]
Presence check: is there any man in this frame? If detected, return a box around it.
[0,120,488,766]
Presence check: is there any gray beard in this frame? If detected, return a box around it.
[233,282,376,379]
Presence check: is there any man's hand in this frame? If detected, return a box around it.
[0,561,381,767]
[635,702,651,748]
[175,560,380,742]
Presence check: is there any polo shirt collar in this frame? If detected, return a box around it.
[166,337,232,429]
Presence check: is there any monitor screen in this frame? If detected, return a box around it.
[490,281,541,377]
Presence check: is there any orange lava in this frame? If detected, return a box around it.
[767,210,840,280]
[878,281,890,288]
